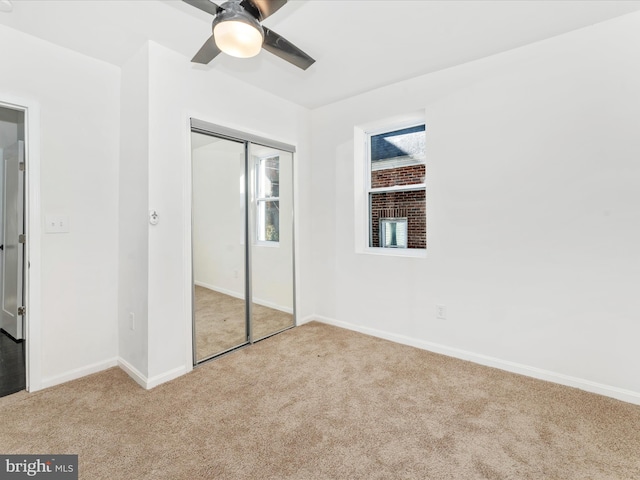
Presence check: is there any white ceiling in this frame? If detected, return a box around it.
[2,0,640,109]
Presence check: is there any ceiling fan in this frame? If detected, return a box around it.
[183,0,315,70]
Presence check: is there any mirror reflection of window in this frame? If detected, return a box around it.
[250,146,294,342]
[256,155,280,243]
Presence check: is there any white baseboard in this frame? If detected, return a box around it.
[312,315,640,406]
[195,281,242,300]
[194,281,293,314]
[254,299,293,315]
[38,356,190,392]
[118,358,190,390]
[146,365,190,390]
[117,358,148,389]
[40,357,118,390]
[297,315,316,325]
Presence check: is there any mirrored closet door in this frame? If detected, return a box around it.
[191,121,296,364]
[191,133,248,362]
[249,144,294,341]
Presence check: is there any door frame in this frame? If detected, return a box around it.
[1,140,25,340]
[0,96,42,393]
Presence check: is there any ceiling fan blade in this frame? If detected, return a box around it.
[182,0,220,17]
[241,0,287,20]
[191,35,222,64]
[262,27,315,71]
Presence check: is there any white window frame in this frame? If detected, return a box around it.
[255,154,280,247]
[363,120,426,255]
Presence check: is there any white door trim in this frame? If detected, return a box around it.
[0,96,42,392]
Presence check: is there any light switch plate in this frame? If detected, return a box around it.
[44,215,70,233]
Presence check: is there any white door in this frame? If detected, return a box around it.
[1,140,25,340]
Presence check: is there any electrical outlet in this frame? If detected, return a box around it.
[234,269,239,279]
[129,312,135,331]
[436,304,447,320]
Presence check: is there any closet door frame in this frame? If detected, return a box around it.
[190,119,297,365]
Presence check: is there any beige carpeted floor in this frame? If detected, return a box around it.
[194,286,293,361]
[1,322,639,479]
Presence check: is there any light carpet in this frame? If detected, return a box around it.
[1,322,639,479]
[194,286,293,361]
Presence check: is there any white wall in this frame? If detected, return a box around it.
[144,42,311,382]
[0,25,120,387]
[310,12,640,401]
[118,44,150,378]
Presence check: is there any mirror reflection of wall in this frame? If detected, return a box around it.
[192,133,247,362]
[191,126,296,364]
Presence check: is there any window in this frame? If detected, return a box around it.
[256,155,280,243]
[367,123,426,249]
[379,218,408,248]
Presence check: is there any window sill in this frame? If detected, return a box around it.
[358,247,426,258]
[254,241,280,248]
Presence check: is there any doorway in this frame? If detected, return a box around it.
[190,120,296,364]
[0,104,26,397]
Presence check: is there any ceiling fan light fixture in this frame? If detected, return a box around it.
[184,0,315,69]
[213,3,264,59]
[214,20,263,58]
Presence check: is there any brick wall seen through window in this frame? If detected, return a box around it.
[368,124,426,250]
